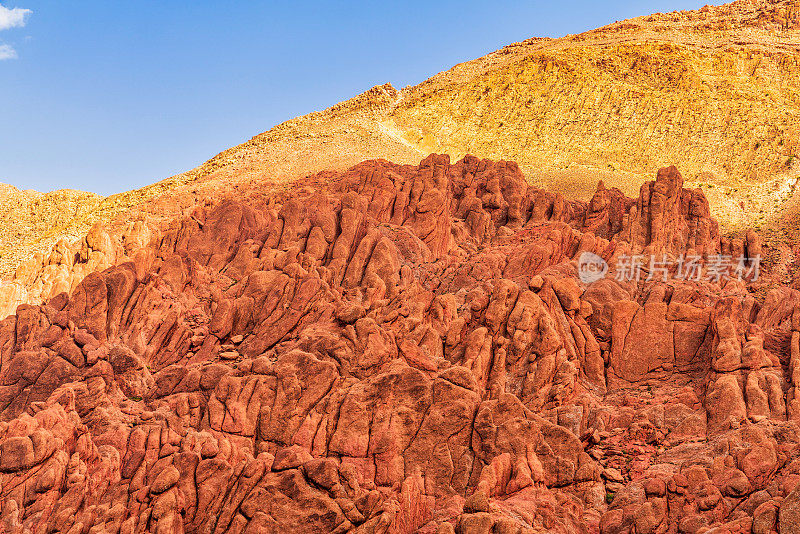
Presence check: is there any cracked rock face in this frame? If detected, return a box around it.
[0,154,797,534]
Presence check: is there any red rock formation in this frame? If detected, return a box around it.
[0,155,793,534]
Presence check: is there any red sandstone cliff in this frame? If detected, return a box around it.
[0,155,797,534]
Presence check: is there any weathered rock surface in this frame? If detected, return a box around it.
[0,154,797,533]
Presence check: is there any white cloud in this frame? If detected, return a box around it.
[0,43,17,60]
[0,4,31,31]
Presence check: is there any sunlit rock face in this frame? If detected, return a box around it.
[2,154,798,534]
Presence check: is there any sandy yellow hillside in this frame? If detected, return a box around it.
[3,0,800,279]
[0,184,102,274]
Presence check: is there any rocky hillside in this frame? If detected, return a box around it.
[4,3,800,529]
[2,154,799,533]
[4,0,800,319]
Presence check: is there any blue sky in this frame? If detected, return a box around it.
[1,1,719,195]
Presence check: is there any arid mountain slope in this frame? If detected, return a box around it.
[0,185,102,274]
[393,0,800,183]
[3,0,800,311]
